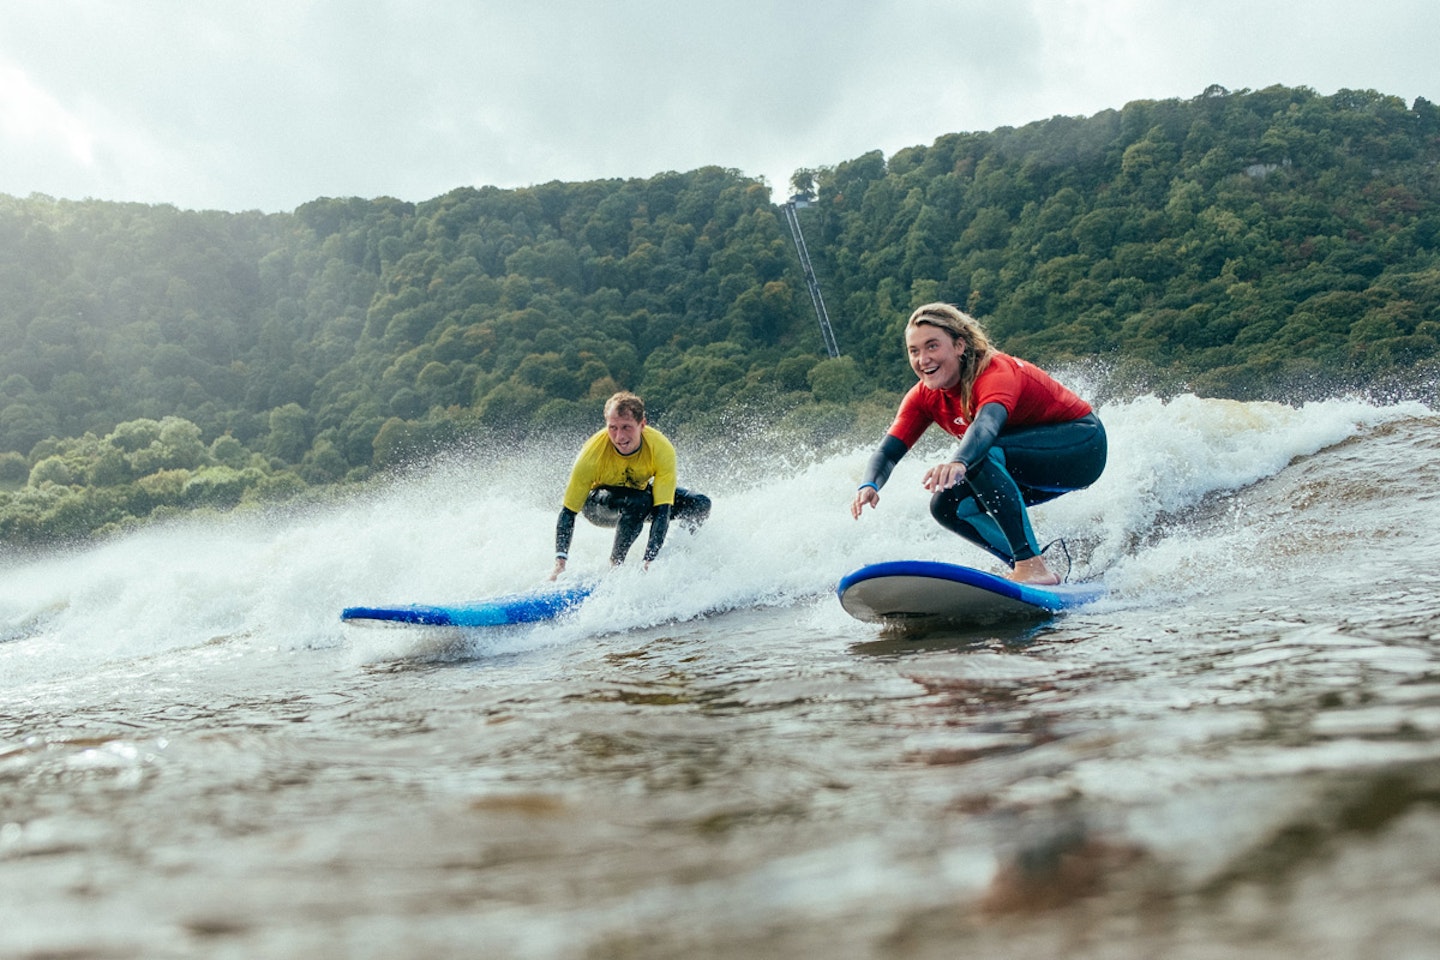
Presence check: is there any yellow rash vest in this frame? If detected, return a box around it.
[560,425,677,513]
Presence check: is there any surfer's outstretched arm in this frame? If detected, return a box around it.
[549,507,579,580]
[851,485,880,518]
[852,435,908,518]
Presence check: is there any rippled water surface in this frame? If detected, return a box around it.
[3,395,1439,959]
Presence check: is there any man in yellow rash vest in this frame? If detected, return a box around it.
[549,391,711,580]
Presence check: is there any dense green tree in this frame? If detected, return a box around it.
[0,451,29,489]
[264,403,312,462]
[806,356,865,404]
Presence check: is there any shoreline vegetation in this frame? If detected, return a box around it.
[2,84,1438,545]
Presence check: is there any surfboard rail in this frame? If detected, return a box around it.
[341,581,595,627]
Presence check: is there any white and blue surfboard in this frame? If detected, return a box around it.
[342,581,595,627]
[837,560,1103,625]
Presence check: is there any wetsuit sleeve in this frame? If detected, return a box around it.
[952,402,1007,469]
[642,503,671,562]
[554,507,577,558]
[859,434,909,491]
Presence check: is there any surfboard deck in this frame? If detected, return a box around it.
[342,581,595,627]
[837,560,1103,625]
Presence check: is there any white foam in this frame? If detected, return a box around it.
[0,394,1427,685]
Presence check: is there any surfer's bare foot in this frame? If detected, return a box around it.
[1009,556,1060,585]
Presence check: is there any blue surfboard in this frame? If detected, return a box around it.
[837,560,1103,625]
[342,581,595,627]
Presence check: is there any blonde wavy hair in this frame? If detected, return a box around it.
[906,302,995,416]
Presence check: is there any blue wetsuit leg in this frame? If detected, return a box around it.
[930,413,1106,564]
[930,447,1039,564]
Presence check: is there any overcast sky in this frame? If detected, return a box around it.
[2,0,1436,213]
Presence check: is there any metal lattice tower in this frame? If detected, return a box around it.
[783,200,840,358]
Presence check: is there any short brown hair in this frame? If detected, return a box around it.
[603,391,646,422]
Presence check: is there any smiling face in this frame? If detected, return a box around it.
[605,409,645,455]
[906,322,964,390]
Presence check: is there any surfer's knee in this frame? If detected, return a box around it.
[581,493,617,527]
[928,487,970,525]
[586,486,652,527]
[674,488,711,529]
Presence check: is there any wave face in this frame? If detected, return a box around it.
[1,393,1428,669]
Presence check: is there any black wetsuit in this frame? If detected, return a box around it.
[556,486,711,565]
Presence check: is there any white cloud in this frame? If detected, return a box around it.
[0,59,95,165]
[0,0,1436,212]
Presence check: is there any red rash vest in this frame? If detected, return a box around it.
[887,352,1091,447]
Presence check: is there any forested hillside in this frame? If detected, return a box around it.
[1,84,1437,543]
[804,84,1440,400]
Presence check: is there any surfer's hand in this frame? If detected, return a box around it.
[922,461,966,491]
[851,485,879,519]
[549,557,566,581]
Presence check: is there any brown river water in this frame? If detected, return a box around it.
[2,393,1439,959]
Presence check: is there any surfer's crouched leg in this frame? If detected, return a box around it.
[963,413,1106,568]
[671,488,711,531]
[929,488,1016,565]
[583,486,655,564]
[959,448,1043,563]
[929,447,1043,566]
[997,412,1108,506]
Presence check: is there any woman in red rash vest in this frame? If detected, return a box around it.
[850,302,1106,585]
